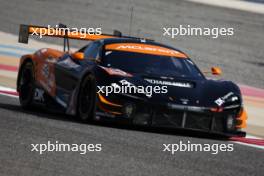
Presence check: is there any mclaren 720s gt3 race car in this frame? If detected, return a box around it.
[17,24,247,137]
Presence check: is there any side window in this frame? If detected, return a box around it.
[84,42,101,60]
[78,44,90,52]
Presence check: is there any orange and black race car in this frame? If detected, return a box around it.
[17,24,247,137]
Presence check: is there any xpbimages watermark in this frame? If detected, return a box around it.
[163,141,234,155]
[163,25,234,39]
[31,141,102,155]
[97,79,168,97]
[30,25,102,38]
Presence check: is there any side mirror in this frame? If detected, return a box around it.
[71,52,84,60]
[211,67,222,75]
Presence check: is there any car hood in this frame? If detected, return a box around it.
[121,74,242,107]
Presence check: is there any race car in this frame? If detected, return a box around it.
[17,24,247,136]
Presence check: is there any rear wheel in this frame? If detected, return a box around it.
[18,61,35,109]
[77,74,96,122]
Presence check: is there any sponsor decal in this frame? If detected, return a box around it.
[40,63,55,94]
[116,45,179,55]
[180,98,189,105]
[144,78,192,88]
[214,92,236,106]
[231,96,238,101]
[105,43,187,57]
[34,88,44,102]
[41,63,50,79]
[215,98,225,106]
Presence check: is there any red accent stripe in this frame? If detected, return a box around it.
[0,64,18,72]
[230,137,264,146]
[239,85,264,99]
[0,90,19,96]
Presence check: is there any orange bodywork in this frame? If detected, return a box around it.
[97,103,122,115]
[236,108,248,129]
[97,93,123,115]
[19,48,64,97]
[98,93,122,107]
[105,43,187,58]
[211,67,222,75]
[71,52,84,60]
[28,27,116,41]
[34,48,63,97]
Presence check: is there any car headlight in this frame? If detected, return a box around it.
[226,115,235,131]
[122,103,136,118]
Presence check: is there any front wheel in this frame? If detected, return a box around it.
[77,74,96,122]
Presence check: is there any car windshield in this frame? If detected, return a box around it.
[102,50,204,79]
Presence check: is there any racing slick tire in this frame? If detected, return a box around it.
[18,61,35,109]
[77,74,96,122]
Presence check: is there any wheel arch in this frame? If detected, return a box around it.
[75,69,97,120]
[16,55,34,92]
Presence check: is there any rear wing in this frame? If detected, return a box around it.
[19,24,123,51]
[18,24,122,43]
[18,24,153,51]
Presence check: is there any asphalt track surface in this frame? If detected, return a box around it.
[0,94,263,176]
[0,0,264,175]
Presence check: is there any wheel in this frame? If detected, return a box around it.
[131,111,152,126]
[77,74,96,121]
[18,61,35,109]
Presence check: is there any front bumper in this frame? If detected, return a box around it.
[96,93,246,137]
[151,106,245,137]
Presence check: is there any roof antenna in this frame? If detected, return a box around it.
[58,23,69,52]
[128,6,134,36]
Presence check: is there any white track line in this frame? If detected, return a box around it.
[232,134,264,150]
[187,0,264,14]
[0,85,18,98]
[233,141,264,150]
[0,85,17,92]
[246,134,262,139]
[0,92,18,98]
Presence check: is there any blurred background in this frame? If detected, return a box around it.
[0,0,263,87]
[0,1,263,176]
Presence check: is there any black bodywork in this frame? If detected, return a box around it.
[19,38,246,137]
